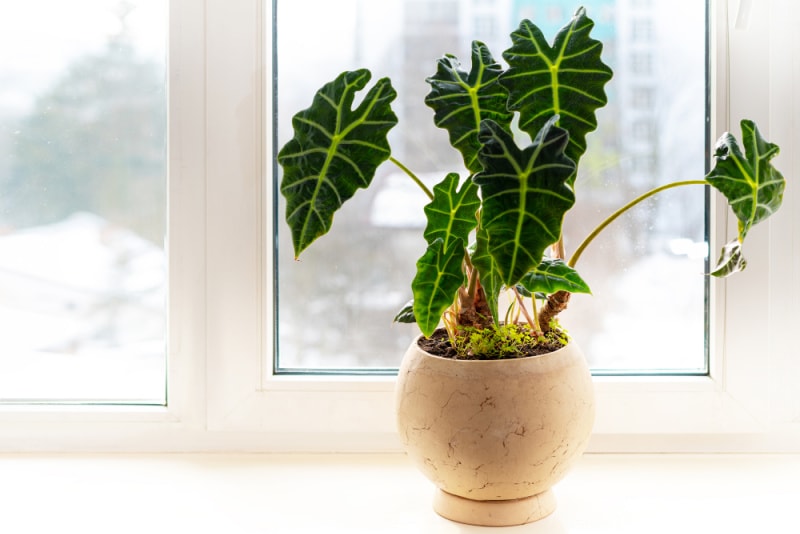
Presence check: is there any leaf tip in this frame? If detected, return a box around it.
[709,239,747,277]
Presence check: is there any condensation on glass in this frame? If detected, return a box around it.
[0,1,167,402]
[275,0,707,374]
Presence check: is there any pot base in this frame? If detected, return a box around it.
[433,488,556,526]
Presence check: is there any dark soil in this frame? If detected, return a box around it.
[418,328,566,360]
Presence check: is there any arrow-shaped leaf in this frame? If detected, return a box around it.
[393,299,416,324]
[278,69,398,257]
[706,119,785,242]
[423,173,480,249]
[425,41,513,173]
[412,238,465,337]
[518,258,591,295]
[500,7,612,168]
[706,120,785,278]
[473,116,576,286]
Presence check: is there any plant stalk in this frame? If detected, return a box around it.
[512,286,539,332]
[568,180,708,268]
[389,156,434,200]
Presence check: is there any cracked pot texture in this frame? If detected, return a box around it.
[395,337,594,525]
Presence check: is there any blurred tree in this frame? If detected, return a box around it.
[4,32,166,243]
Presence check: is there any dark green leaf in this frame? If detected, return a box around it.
[706,120,785,241]
[710,239,747,277]
[393,299,416,323]
[500,7,612,168]
[471,224,503,323]
[425,41,513,173]
[519,258,591,295]
[423,173,480,249]
[412,238,465,337]
[473,117,576,286]
[514,285,546,300]
[278,69,398,257]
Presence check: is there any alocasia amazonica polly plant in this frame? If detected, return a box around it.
[278,7,785,354]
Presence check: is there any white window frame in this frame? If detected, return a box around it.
[0,0,796,453]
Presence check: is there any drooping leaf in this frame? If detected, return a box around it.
[473,117,576,286]
[393,299,416,324]
[709,239,747,277]
[423,173,480,249]
[500,7,612,169]
[425,41,513,173]
[412,238,465,337]
[518,258,591,295]
[278,69,398,257]
[706,120,785,242]
[471,224,503,323]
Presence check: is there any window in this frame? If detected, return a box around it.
[631,18,654,42]
[629,154,657,175]
[0,0,796,454]
[472,15,496,38]
[0,0,167,403]
[248,0,797,450]
[546,5,566,24]
[631,118,655,143]
[630,51,653,75]
[631,86,655,109]
[275,0,707,374]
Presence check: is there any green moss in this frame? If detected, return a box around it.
[451,322,569,360]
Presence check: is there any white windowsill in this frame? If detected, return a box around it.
[3,453,798,533]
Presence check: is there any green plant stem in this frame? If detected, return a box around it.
[389,157,434,200]
[552,238,566,260]
[568,180,709,268]
[464,255,478,297]
[512,286,539,332]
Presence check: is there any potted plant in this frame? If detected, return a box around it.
[277,7,785,526]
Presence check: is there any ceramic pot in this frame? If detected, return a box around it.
[395,336,594,526]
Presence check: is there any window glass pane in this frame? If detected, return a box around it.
[0,1,167,402]
[275,0,707,373]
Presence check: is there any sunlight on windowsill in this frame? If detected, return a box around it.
[1,453,798,533]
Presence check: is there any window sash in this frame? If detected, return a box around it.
[0,0,796,453]
[212,0,800,451]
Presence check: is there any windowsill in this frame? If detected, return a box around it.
[2,453,799,533]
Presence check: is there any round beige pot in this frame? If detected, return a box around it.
[395,336,594,527]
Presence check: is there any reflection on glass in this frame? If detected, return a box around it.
[0,1,167,402]
[276,0,707,373]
